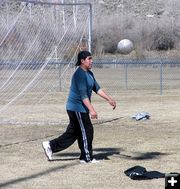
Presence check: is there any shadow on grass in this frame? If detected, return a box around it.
[119,151,170,160]
[0,150,169,187]
[0,147,121,188]
[0,162,78,188]
[52,149,168,161]
[53,147,121,161]
[94,147,121,160]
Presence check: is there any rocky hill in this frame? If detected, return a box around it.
[93,0,166,17]
[1,0,180,58]
[89,0,180,57]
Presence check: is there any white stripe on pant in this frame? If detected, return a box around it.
[75,112,91,162]
[49,110,93,161]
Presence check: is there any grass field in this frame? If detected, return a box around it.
[0,66,180,189]
[0,90,180,189]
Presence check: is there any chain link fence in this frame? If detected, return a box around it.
[0,0,180,126]
[92,58,180,95]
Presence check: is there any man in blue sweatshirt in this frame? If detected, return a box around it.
[43,51,116,163]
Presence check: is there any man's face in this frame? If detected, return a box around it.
[81,56,93,70]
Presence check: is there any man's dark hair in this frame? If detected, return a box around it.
[76,51,92,66]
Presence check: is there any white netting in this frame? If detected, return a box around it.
[0,1,90,125]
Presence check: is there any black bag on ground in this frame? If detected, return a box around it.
[124,166,165,180]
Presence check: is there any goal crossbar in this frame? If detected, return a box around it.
[18,0,92,52]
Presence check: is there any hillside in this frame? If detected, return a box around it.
[93,0,166,17]
[0,0,180,58]
[90,0,180,57]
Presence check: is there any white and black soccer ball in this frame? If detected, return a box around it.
[117,39,134,55]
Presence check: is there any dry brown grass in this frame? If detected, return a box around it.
[0,88,180,188]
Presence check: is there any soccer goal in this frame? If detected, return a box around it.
[0,0,92,125]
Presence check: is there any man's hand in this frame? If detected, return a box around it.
[97,89,116,110]
[83,98,97,119]
[108,97,116,110]
[90,110,98,119]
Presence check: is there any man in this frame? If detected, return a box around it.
[42,51,116,163]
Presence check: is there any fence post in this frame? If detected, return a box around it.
[88,3,92,52]
[160,60,163,95]
[124,62,128,89]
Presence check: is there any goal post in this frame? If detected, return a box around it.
[0,0,93,125]
[18,0,92,52]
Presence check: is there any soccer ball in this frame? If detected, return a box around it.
[117,39,134,54]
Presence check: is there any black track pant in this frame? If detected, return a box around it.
[50,110,94,162]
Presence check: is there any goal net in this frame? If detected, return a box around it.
[0,0,91,125]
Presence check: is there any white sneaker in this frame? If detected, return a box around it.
[42,141,52,161]
[90,158,100,163]
[79,158,99,164]
[79,159,87,164]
